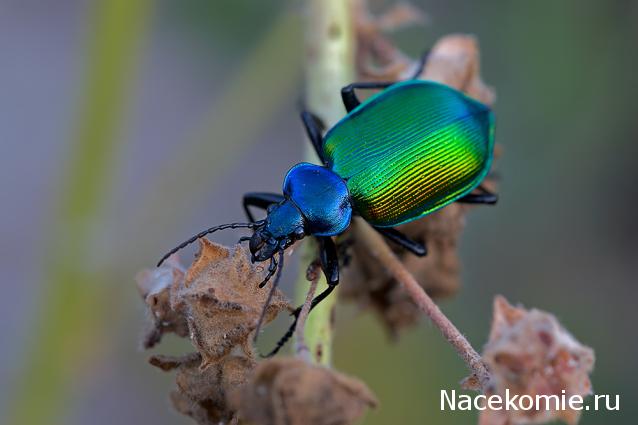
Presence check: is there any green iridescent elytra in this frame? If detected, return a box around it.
[323,80,495,227]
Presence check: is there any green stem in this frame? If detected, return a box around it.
[7,1,151,424]
[296,0,355,366]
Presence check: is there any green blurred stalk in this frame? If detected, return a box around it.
[7,1,151,424]
[296,0,355,366]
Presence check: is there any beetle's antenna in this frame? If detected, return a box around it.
[253,250,285,344]
[156,220,264,267]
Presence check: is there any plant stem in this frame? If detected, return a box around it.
[351,219,492,391]
[296,0,355,366]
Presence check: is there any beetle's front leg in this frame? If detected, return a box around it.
[242,192,285,222]
[341,81,395,112]
[300,111,327,165]
[263,236,340,357]
[295,237,340,313]
[340,50,430,112]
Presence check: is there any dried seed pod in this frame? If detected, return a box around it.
[477,296,595,425]
[171,239,290,367]
[150,352,255,425]
[236,357,377,425]
[136,255,189,348]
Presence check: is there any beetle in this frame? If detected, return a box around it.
[157,57,497,356]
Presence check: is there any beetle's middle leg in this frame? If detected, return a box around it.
[456,185,498,205]
[264,236,340,357]
[374,226,427,257]
[243,192,285,222]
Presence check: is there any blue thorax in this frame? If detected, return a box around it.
[280,162,352,237]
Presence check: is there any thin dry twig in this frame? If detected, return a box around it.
[352,218,492,390]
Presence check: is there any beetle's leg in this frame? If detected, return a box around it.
[457,185,498,205]
[374,226,427,257]
[243,192,285,222]
[341,81,395,112]
[300,110,327,164]
[254,250,285,343]
[336,237,355,267]
[263,236,340,357]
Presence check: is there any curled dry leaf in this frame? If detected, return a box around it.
[236,357,377,425]
[138,241,292,423]
[150,352,256,425]
[341,17,500,335]
[352,0,422,80]
[477,296,595,425]
[171,239,290,367]
[136,255,189,348]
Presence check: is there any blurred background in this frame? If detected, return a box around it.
[1,0,637,424]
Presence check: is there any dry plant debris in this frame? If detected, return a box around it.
[341,2,501,336]
[236,357,377,425]
[138,240,377,424]
[150,352,255,424]
[476,296,595,425]
[136,255,189,348]
[171,239,289,367]
[137,240,291,424]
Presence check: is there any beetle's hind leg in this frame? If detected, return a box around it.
[456,185,498,205]
[374,226,427,257]
[300,111,327,164]
[243,192,285,222]
[263,236,340,357]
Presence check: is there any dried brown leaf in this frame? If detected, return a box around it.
[236,357,377,425]
[478,296,595,425]
[376,2,427,33]
[150,352,255,425]
[171,239,290,366]
[136,255,189,348]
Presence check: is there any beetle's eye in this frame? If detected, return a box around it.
[294,227,305,239]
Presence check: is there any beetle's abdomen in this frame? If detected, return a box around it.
[323,80,494,227]
[283,163,352,236]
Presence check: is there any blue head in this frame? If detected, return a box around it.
[248,163,353,262]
